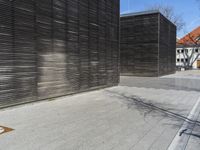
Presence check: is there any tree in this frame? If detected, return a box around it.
[145,4,185,31]
[177,33,200,69]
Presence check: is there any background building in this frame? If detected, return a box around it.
[176,26,200,69]
[0,0,120,108]
[120,11,176,77]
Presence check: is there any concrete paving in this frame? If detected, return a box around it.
[0,70,200,150]
[185,114,200,150]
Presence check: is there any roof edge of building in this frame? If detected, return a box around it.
[120,10,160,18]
[177,44,200,48]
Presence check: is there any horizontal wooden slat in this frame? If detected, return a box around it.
[0,0,120,108]
[120,12,176,77]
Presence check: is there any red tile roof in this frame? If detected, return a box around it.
[178,26,200,46]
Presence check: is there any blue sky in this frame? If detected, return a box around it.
[120,0,200,38]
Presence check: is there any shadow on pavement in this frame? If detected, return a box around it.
[106,90,200,128]
[185,132,200,139]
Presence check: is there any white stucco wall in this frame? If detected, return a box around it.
[176,47,200,69]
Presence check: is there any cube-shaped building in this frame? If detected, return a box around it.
[120,11,176,77]
[0,0,120,108]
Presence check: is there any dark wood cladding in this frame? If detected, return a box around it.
[159,14,176,76]
[120,12,176,77]
[0,0,120,108]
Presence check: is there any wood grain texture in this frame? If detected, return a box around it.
[159,13,176,76]
[0,0,120,108]
[120,12,176,77]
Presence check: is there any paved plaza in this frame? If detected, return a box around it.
[0,70,200,150]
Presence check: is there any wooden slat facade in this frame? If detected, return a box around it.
[120,11,176,77]
[0,0,120,108]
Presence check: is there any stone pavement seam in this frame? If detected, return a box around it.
[167,96,200,150]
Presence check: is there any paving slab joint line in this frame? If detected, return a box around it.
[167,96,200,150]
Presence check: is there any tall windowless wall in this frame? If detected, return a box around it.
[0,0,120,108]
[120,11,176,77]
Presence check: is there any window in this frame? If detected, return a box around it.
[184,49,188,53]
[185,59,188,62]
[181,59,184,62]
[195,49,199,53]
[177,49,180,53]
[177,59,180,62]
[181,49,184,53]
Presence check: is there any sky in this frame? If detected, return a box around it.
[120,0,200,38]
